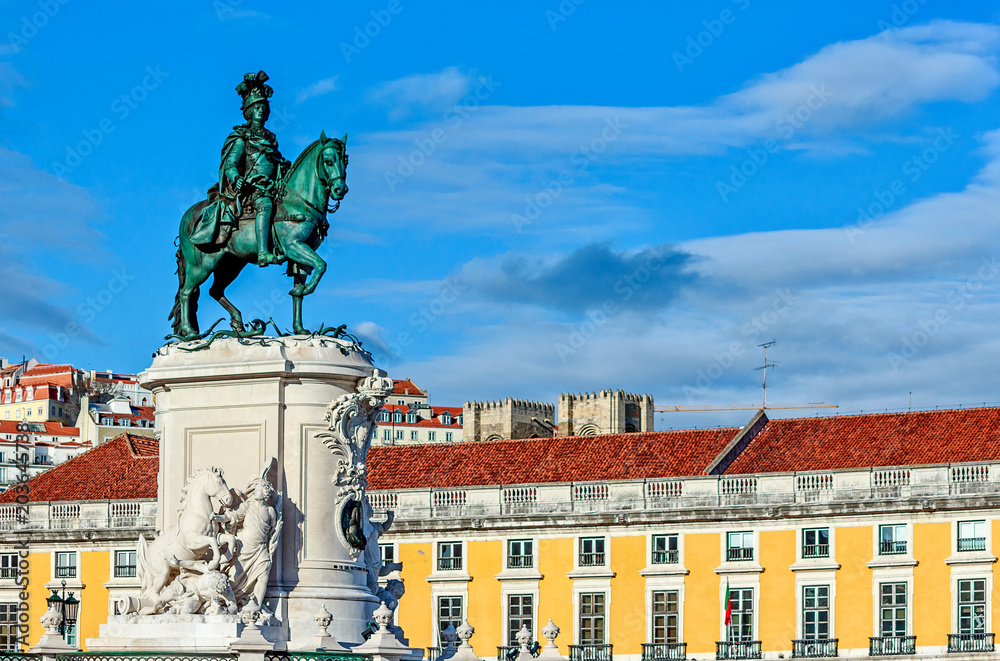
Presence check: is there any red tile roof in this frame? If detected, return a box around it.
[0,421,78,436]
[724,407,1000,474]
[368,428,738,489]
[0,433,157,503]
[392,379,425,397]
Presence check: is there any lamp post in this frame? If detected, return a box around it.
[47,580,80,643]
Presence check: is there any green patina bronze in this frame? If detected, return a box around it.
[168,71,349,341]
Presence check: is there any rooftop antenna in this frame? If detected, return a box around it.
[754,341,776,409]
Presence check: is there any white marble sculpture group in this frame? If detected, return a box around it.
[136,465,283,618]
[129,369,402,635]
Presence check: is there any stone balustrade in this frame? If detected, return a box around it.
[368,461,1000,520]
[0,499,157,531]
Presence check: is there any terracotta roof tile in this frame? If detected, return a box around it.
[391,379,425,397]
[724,407,1000,473]
[0,433,157,503]
[368,428,737,490]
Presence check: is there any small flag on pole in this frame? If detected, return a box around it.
[724,578,733,626]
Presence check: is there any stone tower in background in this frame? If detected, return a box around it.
[463,398,556,441]
[557,390,654,436]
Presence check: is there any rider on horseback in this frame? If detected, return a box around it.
[211,70,291,266]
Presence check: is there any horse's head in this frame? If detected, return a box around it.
[318,130,349,201]
[201,467,233,509]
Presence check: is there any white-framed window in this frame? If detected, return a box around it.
[410,431,418,441]
[879,525,907,556]
[727,587,755,642]
[383,429,390,441]
[36,407,42,416]
[392,412,402,423]
[446,432,453,442]
[114,550,137,578]
[380,543,395,566]
[406,412,417,424]
[652,534,679,564]
[0,554,18,579]
[879,582,907,637]
[437,541,463,571]
[958,521,987,552]
[428,431,436,442]
[0,602,19,651]
[507,539,533,569]
[579,537,606,567]
[957,578,987,636]
[441,412,452,425]
[55,551,77,579]
[378,411,390,423]
[507,594,534,646]
[802,528,830,559]
[579,592,606,644]
[652,590,680,644]
[24,408,30,417]
[395,430,403,440]
[727,531,754,562]
[437,595,464,643]
[802,585,831,640]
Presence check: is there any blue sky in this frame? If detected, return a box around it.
[3,1,1000,428]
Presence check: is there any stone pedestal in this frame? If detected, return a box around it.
[86,614,282,652]
[93,336,382,650]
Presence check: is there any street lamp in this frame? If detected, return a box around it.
[47,580,80,643]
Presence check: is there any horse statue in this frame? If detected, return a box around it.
[168,132,348,340]
[137,467,234,614]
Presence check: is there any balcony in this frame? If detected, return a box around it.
[802,544,829,559]
[114,565,137,579]
[642,642,687,660]
[869,636,916,656]
[716,641,761,660]
[569,644,613,661]
[0,567,17,579]
[437,556,462,571]
[579,552,605,567]
[507,554,533,569]
[958,537,987,552]
[652,549,680,564]
[498,645,540,661]
[726,547,754,562]
[948,633,995,653]
[792,639,838,658]
[879,541,907,556]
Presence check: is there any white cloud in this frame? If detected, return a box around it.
[296,76,339,104]
[368,67,475,120]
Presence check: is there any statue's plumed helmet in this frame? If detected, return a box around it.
[237,70,273,111]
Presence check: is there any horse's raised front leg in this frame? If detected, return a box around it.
[284,240,327,297]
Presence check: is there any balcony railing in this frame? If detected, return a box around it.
[792,639,838,658]
[579,552,605,567]
[879,541,907,555]
[498,645,540,661]
[653,549,679,564]
[802,544,829,559]
[642,642,687,660]
[869,636,916,656]
[114,565,137,578]
[437,556,462,571]
[948,633,995,653]
[958,537,987,552]
[0,567,17,579]
[569,644,613,661]
[716,641,762,660]
[507,554,533,569]
[727,547,754,562]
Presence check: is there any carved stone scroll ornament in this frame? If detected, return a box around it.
[317,369,393,559]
